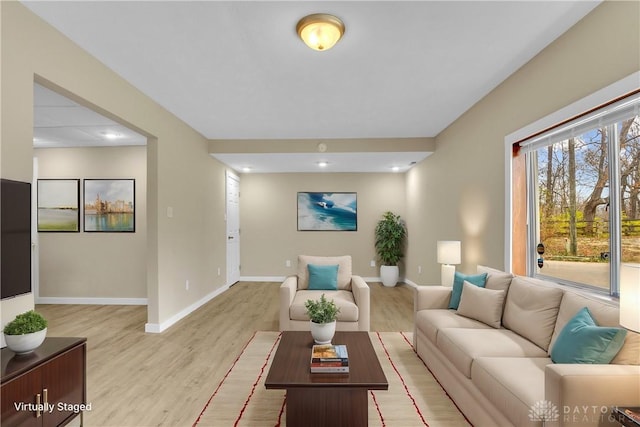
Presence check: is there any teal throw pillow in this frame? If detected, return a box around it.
[551,307,627,364]
[448,272,487,309]
[308,264,339,291]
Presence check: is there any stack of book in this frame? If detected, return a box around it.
[310,344,349,373]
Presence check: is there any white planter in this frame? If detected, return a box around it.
[380,265,399,287]
[4,328,47,354]
[309,320,336,344]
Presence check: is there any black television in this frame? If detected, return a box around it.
[1,178,32,299]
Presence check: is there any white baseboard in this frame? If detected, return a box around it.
[402,279,419,288]
[240,276,415,287]
[239,276,286,282]
[144,284,230,333]
[36,297,147,305]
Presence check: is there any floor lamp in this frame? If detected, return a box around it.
[620,263,640,333]
[437,241,461,287]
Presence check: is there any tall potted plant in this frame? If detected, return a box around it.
[375,211,407,287]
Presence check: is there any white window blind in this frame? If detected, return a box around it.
[519,91,640,154]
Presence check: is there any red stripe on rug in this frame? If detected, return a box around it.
[404,332,474,427]
[375,331,430,427]
[369,389,386,426]
[234,332,283,426]
[275,395,286,427]
[193,331,261,427]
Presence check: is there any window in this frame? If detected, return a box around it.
[519,92,640,295]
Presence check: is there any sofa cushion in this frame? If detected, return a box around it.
[549,290,640,365]
[502,276,564,351]
[613,331,640,365]
[472,357,551,427]
[551,306,627,364]
[457,281,506,328]
[297,255,352,290]
[436,328,548,378]
[448,272,487,309]
[290,290,358,322]
[415,309,491,344]
[307,264,339,290]
[477,265,513,292]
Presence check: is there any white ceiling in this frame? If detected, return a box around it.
[34,84,147,148]
[25,0,600,172]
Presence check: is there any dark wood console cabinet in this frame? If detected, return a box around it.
[1,337,87,427]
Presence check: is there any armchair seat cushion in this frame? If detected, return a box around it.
[290,290,359,322]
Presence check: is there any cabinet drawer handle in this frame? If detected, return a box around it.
[36,393,41,418]
[43,388,48,405]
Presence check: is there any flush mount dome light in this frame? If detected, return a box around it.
[296,13,345,51]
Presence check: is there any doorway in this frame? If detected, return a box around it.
[226,171,240,286]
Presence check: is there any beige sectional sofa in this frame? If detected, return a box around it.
[414,266,640,427]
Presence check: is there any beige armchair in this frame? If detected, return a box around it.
[279,255,370,331]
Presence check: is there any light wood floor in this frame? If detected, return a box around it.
[36,281,414,427]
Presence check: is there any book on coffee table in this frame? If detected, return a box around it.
[310,344,349,373]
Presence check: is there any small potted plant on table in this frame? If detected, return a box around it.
[305,294,340,344]
[3,310,48,354]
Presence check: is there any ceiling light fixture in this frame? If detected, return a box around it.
[101,132,121,140]
[317,161,329,168]
[391,166,400,172]
[296,13,345,51]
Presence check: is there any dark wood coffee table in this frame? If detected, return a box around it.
[265,331,388,427]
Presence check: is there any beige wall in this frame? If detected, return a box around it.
[2,1,638,331]
[405,0,640,285]
[1,2,228,330]
[35,146,147,299]
[239,173,406,278]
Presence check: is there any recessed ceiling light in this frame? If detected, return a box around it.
[101,132,121,140]
[317,161,329,168]
[242,167,252,173]
[392,166,400,172]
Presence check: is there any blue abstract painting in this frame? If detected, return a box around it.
[297,192,357,231]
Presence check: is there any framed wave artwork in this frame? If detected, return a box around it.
[297,192,357,231]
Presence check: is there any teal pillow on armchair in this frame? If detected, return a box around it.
[448,272,487,309]
[307,264,339,290]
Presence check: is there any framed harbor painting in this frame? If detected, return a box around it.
[37,179,80,232]
[297,192,357,231]
[84,179,135,232]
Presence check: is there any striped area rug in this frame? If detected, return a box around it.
[193,331,470,427]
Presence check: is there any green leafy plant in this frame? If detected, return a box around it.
[375,211,407,266]
[3,310,48,335]
[304,294,340,324]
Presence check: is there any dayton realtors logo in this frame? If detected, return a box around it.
[529,400,560,422]
[529,401,615,424]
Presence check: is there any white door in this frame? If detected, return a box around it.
[32,157,40,301]
[226,171,240,286]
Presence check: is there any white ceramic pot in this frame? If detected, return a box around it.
[380,265,399,287]
[4,328,47,354]
[309,320,336,344]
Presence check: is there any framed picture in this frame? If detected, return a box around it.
[37,179,80,232]
[297,192,357,231]
[84,179,135,232]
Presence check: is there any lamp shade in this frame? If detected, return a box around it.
[296,14,345,51]
[620,263,640,333]
[437,241,461,265]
